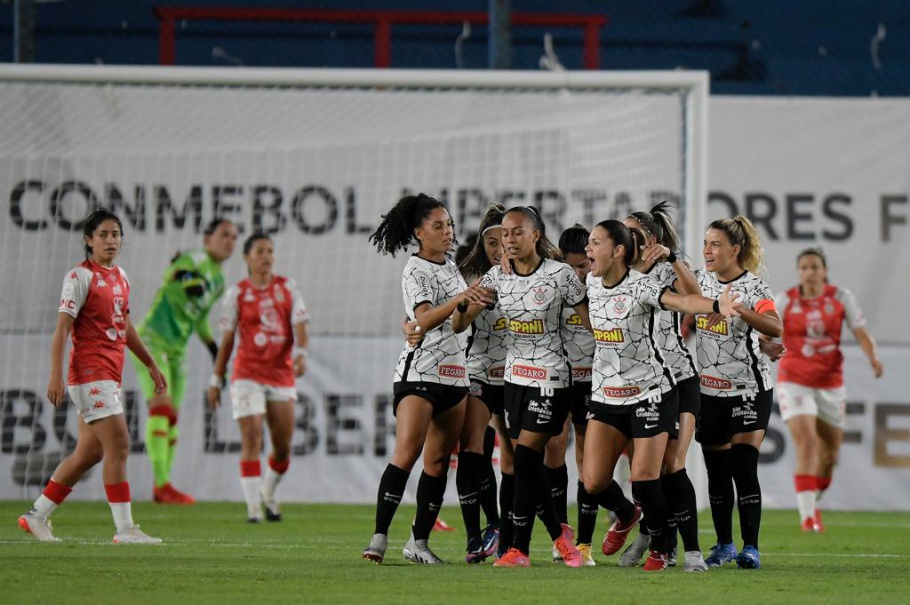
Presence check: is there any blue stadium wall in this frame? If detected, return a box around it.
[0,0,908,96]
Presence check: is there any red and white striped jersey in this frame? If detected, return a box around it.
[58,259,131,385]
[220,275,308,387]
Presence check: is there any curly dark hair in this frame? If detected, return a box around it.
[369,193,448,257]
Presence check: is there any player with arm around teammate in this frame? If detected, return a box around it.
[776,247,883,532]
[132,218,238,505]
[696,216,783,570]
[19,209,167,544]
[207,233,309,523]
[580,219,738,571]
[362,194,490,565]
[455,206,588,568]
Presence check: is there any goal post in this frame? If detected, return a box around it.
[0,64,708,504]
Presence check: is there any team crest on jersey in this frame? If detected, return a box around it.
[274,287,285,303]
[243,289,255,302]
[532,287,550,306]
[113,285,122,295]
[612,296,628,315]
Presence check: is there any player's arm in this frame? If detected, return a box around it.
[47,313,75,408]
[452,278,496,333]
[660,284,740,318]
[207,330,235,408]
[194,311,218,360]
[853,327,884,378]
[126,317,167,396]
[293,320,310,377]
[733,299,783,338]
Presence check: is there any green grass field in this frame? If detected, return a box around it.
[1,501,907,604]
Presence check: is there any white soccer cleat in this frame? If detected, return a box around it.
[260,486,281,522]
[113,525,162,545]
[18,512,62,542]
[403,532,445,565]
[683,550,709,572]
[362,533,388,564]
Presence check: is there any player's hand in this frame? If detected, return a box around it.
[294,354,307,377]
[499,253,512,275]
[872,358,884,378]
[46,374,66,409]
[207,386,221,408]
[640,242,670,265]
[459,278,496,307]
[717,285,742,319]
[403,320,423,346]
[149,364,168,396]
[759,337,786,362]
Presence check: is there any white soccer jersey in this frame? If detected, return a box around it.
[644,262,697,381]
[562,303,595,384]
[481,258,586,389]
[466,304,509,385]
[588,269,674,406]
[695,269,775,396]
[394,255,469,386]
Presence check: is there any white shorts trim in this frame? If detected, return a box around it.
[68,381,123,424]
[778,382,847,428]
[229,379,297,420]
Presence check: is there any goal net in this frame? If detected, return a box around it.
[0,65,707,503]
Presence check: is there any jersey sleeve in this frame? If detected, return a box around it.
[640,275,668,309]
[560,265,587,306]
[403,263,436,312]
[218,285,240,334]
[751,281,776,313]
[479,266,499,291]
[288,279,310,325]
[58,267,91,318]
[838,287,867,330]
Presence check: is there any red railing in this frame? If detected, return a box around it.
[153,7,608,69]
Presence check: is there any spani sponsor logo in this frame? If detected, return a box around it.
[594,328,624,343]
[509,318,544,335]
[493,317,509,331]
[697,315,728,335]
[566,314,583,326]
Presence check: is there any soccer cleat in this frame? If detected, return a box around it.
[602,505,642,555]
[551,546,563,563]
[801,517,818,533]
[260,486,281,522]
[153,483,195,505]
[553,523,583,568]
[465,536,487,564]
[736,545,761,569]
[814,509,825,533]
[362,533,388,564]
[705,542,738,567]
[432,517,456,532]
[683,550,708,572]
[112,525,162,545]
[481,524,499,558]
[492,547,530,567]
[18,512,61,542]
[667,546,678,567]
[618,531,650,568]
[403,533,445,565]
[577,543,597,567]
[642,549,669,571]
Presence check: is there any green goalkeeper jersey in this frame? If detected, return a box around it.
[137,250,225,354]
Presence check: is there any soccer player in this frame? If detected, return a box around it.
[207,233,309,523]
[580,219,737,571]
[453,204,511,563]
[19,209,167,544]
[696,216,783,570]
[361,194,482,565]
[131,218,238,504]
[775,248,883,532]
[456,206,586,568]
[542,224,596,565]
[618,203,708,572]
